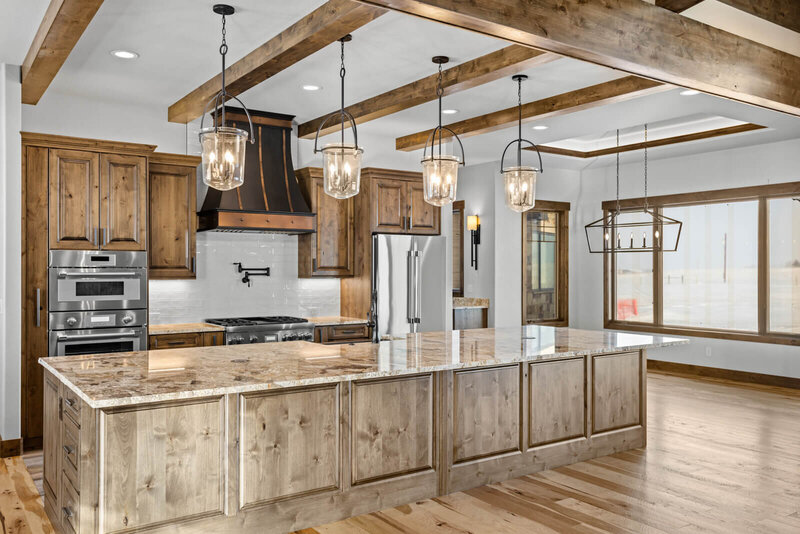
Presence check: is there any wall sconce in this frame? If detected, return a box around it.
[467,215,480,270]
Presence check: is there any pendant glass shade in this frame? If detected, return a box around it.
[199,126,249,191]
[322,143,363,199]
[421,155,459,206]
[503,165,537,212]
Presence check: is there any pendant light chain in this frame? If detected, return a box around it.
[219,12,228,126]
[644,123,649,210]
[615,129,620,215]
[436,62,443,157]
[339,39,346,146]
[517,77,522,167]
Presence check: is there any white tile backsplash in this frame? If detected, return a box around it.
[148,232,340,324]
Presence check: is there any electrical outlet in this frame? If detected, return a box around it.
[705,347,711,357]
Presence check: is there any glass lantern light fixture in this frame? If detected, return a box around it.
[198,4,255,191]
[421,56,465,207]
[501,75,543,213]
[313,34,363,199]
[584,125,683,253]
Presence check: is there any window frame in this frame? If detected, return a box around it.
[522,200,570,327]
[603,182,800,346]
[452,200,465,297]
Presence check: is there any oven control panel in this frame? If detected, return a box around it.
[49,310,147,330]
[226,328,314,345]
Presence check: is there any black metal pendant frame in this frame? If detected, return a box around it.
[421,56,466,166]
[500,74,543,174]
[313,34,360,155]
[584,207,683,254]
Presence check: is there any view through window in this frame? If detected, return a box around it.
[523,202,569,325]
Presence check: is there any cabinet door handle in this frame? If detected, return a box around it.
[191,257,196,274]
[94,227,98,246]
[62,507,74,519]
[35,288,41,328]
[62,444,74,455]
[64,398,75,408]
[408,215,413,230]
[102,228,108,246]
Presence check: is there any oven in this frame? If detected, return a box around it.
[49,250,147,311]
[48,310,148,356]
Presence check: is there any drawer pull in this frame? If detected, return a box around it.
[167,340,187,346]
[63,445,75,455]
[339,329,360,335]
[62,506,74,519]
[64,398,76,408]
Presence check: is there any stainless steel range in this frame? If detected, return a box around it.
[205,316,314,344]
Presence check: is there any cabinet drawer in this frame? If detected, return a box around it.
[62,390,81,425]
[150,332,202,350]
[61,475,80,533]
[318,324,370,343]
[62,415,80,485]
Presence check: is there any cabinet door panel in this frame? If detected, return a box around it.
[352,375,433,484]
[453,366,520,463]
[102,397,225,532]
[529,358,585,447]
[371,178,405,233]
[407,182,440,235]
[43,374,60,501]
[49,149,100,249]
[314,179,353,275]
[240,385,339,506]
[592,352,641,433]
[148,163,196,278]
[100,154,147,250]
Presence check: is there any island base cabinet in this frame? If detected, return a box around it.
[43,351,646,534]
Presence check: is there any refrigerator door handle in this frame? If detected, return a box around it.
[407,251,415,324]
[414,252,422,323]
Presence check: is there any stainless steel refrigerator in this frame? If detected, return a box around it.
[371,234,447,341]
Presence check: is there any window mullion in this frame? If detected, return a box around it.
[758,197,769,335]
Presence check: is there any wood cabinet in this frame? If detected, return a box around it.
[529,358,585,447]
[148,153,200,279]
[149,329,225,350]
[341,168,441,320]
[296,167,354,277]
[49,148,147,251]
[23,133,156,441]
[314,323,371,344]
[592,352,641,433]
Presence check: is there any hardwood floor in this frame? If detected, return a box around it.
[3,372,799,534]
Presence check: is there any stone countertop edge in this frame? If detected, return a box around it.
[148,323,226,334]
[39,337,688,410]
[306,316,370,326]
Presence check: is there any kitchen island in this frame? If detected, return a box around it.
[39,326,686,534]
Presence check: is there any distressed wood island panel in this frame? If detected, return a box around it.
[39,327,684,533]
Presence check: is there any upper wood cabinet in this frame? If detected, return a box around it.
[48,146,148,251]
[49,149,100,249]
[148,153,200,279]
[296,167,354,277]
[366,169,440,235]
[100,154,147,250]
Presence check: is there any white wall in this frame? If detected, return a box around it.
[457,158,581,327]
[574,138,800,379]
[0,63,22,441]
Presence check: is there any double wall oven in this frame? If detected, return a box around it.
[48,250,148,356]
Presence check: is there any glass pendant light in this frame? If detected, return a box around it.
[421,56,465,207]
[198,4,255,191]
[314,35,363,199]
[584,124,683,253]
[500,75,543,213]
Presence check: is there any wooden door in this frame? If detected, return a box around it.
[312,178,354,276]
[42,374,60,505]
[49,149,100,249]
[406,181,440,235]
[371,178,406,233]
[100,154,147,250]
[24,146,49,441]
[149,163,196,278]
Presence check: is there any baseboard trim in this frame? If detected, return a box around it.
[1,438,23,458]
[648,360,800,390]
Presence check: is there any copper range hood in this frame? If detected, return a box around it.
[198,108,315,233]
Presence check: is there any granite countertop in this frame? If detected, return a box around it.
[306,316,370,327]
[453,297,490,309]
[148,323,225,335]
[40,326,687,409]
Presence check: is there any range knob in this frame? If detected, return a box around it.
[285,334,297,341]
[229,337,244,345]
[66,317,78,327]
[249,335,260,343]
[121,315,133,324]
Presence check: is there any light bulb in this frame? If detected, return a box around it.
[344,161,351,176]
[209,151,217,163]
[521,182,528,192]
[604,232,609,241]
[224,150,234,163]
[643,232,647,248]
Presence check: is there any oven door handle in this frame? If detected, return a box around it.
[57,271,142,279]
[56,330,140,341]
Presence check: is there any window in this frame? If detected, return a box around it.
[523,201,569,325]
[604,183,800,345]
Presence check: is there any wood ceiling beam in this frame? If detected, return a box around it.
[716,0,800,34]
[654,0,704,13]
[356,0,800,117]
[21,0,105,105]
[168,0,386,124]
[530,123,766,158]
[298,45,558,139]
[395,76,670,152]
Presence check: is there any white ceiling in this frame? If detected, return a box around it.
[4,0,800,170]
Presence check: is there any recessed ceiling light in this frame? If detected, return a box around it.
[532,125,548,130]
[680,89,700,96]
[110,49,139,60]
[442,109,459,115]
[302,84,322,91]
